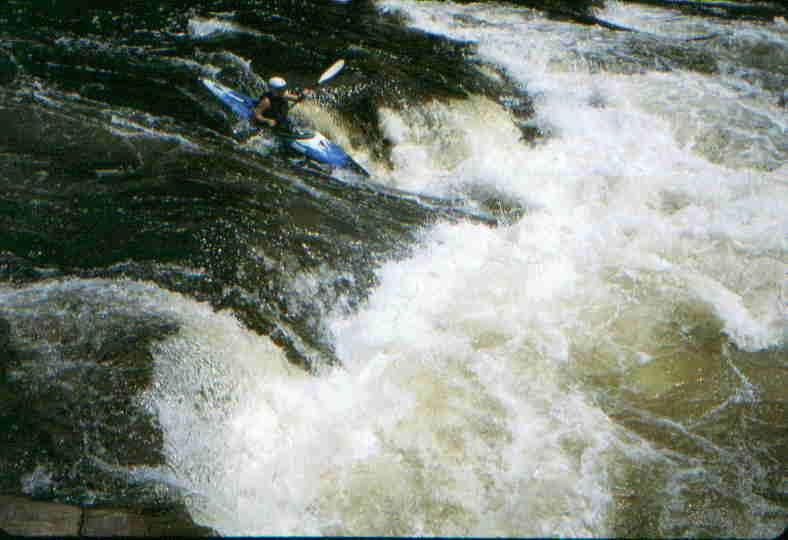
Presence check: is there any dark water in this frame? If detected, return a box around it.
[1,0,786,536]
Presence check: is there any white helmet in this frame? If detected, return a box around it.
[268,76,287,89]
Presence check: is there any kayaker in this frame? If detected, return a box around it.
[253,76,312,136]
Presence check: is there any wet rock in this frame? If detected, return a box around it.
[578,35,718,75]
[0,496,81,536]
[0,285,219,535]
[0,297,178,507]
[0,497,216,536]
[82,508,148,536]
[141,506,217,537]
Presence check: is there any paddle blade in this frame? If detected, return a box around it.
[318,59,345,84]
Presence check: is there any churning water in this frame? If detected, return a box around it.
[1,0,785,536]
[142,1,787,536]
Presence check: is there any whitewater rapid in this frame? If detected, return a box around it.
[144,0,786,536]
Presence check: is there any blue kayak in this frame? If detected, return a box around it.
[201,78,369,176]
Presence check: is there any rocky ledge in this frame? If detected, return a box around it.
[0,496,215,536]
[0,300,217,537]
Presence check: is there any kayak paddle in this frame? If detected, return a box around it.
[317,59,345,85]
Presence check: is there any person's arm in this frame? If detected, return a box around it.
[253,96,277,127]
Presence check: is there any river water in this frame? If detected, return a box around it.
[1,0,786,537]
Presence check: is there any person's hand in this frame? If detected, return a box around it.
[254,113,276,127]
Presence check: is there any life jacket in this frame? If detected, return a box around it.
[260,90,292,132]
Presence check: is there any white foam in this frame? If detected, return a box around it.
[20,465,55,496]
[106,114,197,149]
[187,17,258,38]
[375,0,787,354]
